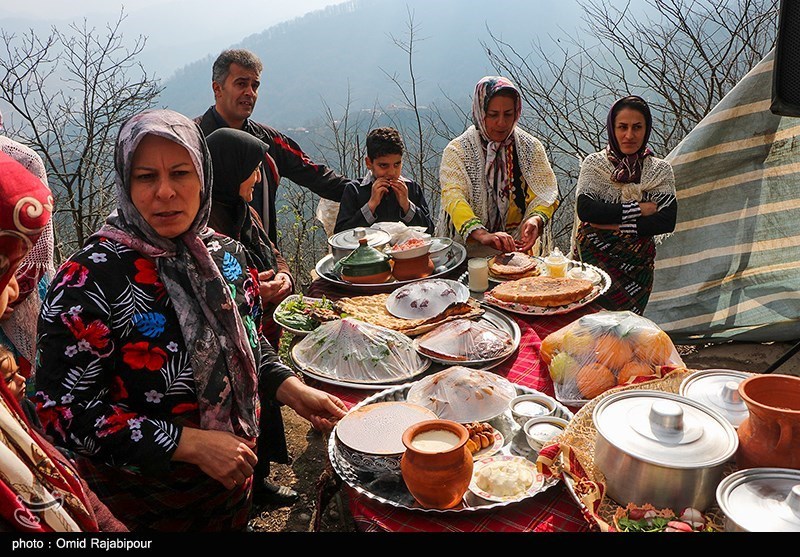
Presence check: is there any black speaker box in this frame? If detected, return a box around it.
[772,0,800,116]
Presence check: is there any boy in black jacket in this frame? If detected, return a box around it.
[334,127,434,234]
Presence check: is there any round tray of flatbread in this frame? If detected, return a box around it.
[481,264,611,316]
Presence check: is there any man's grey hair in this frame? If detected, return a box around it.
[212,49,263,84]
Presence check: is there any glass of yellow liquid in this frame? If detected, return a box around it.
[544,247,568,278]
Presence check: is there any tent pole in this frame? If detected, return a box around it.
[763,339,800,374]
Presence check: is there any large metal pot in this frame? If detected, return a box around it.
[593,390,738,512]
[328,227,391,263]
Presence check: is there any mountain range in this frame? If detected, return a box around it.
[158,0,583,129]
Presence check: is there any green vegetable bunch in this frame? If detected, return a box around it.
[274,295,336,332]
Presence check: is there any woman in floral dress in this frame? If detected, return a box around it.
[32,110,346,532]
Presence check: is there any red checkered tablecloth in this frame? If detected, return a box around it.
[297,275,602,532]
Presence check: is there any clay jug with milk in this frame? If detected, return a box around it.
[400,419,473,509]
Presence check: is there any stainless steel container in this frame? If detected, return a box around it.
[679,369,752,428]
[328,227,391,263]
[716,468,800,532]
[593,390,738,512]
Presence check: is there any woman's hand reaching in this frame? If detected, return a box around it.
[276,376,348,433]
[470,228,516,253]
[515,216,543,252]
[172,427,258,490]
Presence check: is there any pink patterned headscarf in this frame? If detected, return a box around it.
[471,76,522,231]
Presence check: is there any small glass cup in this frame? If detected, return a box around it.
[468,257,489,292]
[544,247,568,278]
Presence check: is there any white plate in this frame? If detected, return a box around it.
[468,455,546,503]
[472,430,504,461]
[466,263,611,316]
[386,278,470,320]
[315,242,467,292]
[411,307,521,367]
[273,294,333,337]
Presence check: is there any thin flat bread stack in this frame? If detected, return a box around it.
[414,319,514,362]
[487,252,541,280]
[488,276,594,307]
[334,293,484,336]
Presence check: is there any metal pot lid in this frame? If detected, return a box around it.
[593,390,738,468]
[679,369,751,428]
[716,468,800,532]
[328,227,391,250]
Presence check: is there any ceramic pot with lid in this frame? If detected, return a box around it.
[328,226,391,262]
[593,390,738,512]
[338,238,392,284]
[716,467,800,532]
[736,374,800,470]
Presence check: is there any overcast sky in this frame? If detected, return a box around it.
[1,0,346,78]
[2,0,341,23]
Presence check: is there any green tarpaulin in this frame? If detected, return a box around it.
[644,50,800,343]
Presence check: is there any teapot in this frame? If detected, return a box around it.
[736,374,800,470]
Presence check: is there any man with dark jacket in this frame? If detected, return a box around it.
[195,49,351,507]
[195,48,350,245]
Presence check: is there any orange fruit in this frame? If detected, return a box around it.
[540,326,568,366]
[617,360,655,384]
[575,362,617,399]
[631,328,674,366]
[594,334,633,371]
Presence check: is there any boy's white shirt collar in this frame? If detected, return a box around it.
[359,170,411,187]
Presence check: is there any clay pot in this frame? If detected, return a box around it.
[737,374,800,470]
[338,237,392,284]
[400,419,473,509]
[391,253,434,281]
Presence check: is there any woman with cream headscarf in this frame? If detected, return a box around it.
[435,76,560,256]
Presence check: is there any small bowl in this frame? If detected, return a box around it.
[387,238,432,260]
[429,237,453,266]
[524,416,569,453]
[509,394,556,427]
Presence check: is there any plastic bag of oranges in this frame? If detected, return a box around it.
[540,310,684,406]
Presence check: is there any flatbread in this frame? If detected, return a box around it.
[488,276,594,307]
[488,252,541,280]
[334,293,483,336]
[414,319,514,361]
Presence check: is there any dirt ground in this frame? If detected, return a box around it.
[247,339,800,533]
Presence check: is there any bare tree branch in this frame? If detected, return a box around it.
[0,8,162,262]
